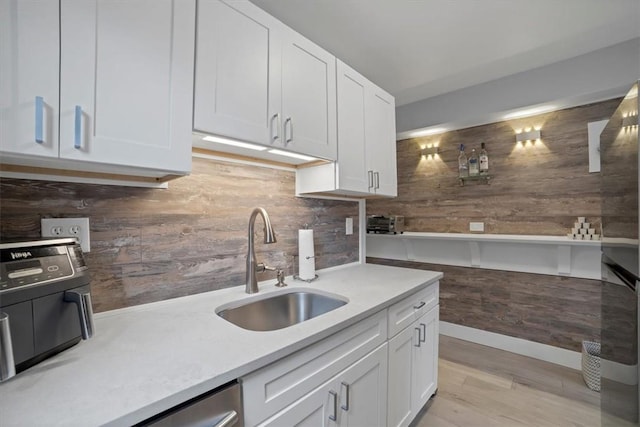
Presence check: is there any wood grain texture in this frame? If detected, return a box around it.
[368,257,600,353]
[0,157,359,312]
[368,98,622,235]
[412,336,634,427]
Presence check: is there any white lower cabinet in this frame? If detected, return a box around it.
[259,343,388,427]
[388,306,439,427]
[242,281,439,427]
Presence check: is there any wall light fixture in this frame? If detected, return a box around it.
[515,129,541,143]
[622,112,638,128]
[421,145,439,158]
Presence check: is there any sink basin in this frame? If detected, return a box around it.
[216,289,348,331]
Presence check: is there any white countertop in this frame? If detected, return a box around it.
[0,263,442,426]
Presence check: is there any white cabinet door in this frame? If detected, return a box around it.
[340,344,388,427]
[387,326,416,427]
[194,0,281,146]
[281,28,337,160]
[0,0,59,157]
[59,0,195,173]
[412,306,439,412]
[336,60,369,193]
[259,382,338,427]
[366,87,397,197]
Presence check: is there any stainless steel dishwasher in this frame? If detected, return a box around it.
[138,381,243,427]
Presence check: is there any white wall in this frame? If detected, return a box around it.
[396,38,640,139]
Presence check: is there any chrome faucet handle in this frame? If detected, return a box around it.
[256,263,276,273]
[275,269,288,287]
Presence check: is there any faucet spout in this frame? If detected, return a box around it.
[246,207,276,294]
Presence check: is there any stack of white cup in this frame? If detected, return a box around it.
[568,217,600,240]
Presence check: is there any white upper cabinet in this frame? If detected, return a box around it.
[194,0,279,146]
[280,27,337,160]
[194,0,337,161]
[0,0,60,157]
[0,0,195,181]
[366,87,397,197]
[296,60,397,198]
[59,0,194,173]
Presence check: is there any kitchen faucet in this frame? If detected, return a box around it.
[246,207,277,294]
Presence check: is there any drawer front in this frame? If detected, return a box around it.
[242,309,388,426]
[388,282,438,338]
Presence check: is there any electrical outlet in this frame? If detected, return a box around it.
[345,217,353,235]
[469,222,485,232]
[41,218,91,252]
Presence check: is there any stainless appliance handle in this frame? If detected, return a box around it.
[213,410,239,427]
[64,290,95,339]
[603,255,638,292]
[0,312,16,382]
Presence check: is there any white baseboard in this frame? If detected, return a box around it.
[440,321,582,370]
[440,321,637,385]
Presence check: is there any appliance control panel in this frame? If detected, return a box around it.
[0,240,86,292]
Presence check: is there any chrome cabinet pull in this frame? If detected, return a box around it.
[368,170,374,189]
[340,382,350,411]
[0,312,16,382]
[414,327,421,347]
[420,323,427,343]
[284,117,293,144]
[64,290,95,340]
[413,301,426,310]
[213,410,239,427]
[270,113,280,142]
[35,96,44,143]
[329,390,338,421]
[74,105,82,149]
[374,171,380,189]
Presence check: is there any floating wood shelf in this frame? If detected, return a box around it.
[459,174,491,186]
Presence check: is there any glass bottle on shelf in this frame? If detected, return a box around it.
[458,144,468,178]
[479,142,489,175]
[469,148,479,176]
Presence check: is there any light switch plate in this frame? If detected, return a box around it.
[345,217,353,235]
[469,222,485,232]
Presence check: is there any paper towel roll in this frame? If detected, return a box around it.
[298,229,316,280]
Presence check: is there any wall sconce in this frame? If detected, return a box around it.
[622,112,638,128]
[421,145,439,158]
[515,129,541,143]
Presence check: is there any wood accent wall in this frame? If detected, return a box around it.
[368,257,600,354]
[368,98,622,235]
[0,157,359,312]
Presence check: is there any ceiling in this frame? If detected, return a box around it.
[250,0,640,107]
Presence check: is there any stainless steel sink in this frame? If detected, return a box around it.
[216,290,348,331]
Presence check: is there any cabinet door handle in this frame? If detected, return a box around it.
[270,113,280,142]
[420,323,427,343]
[35,96,44,143]
[414,327,421,347]
[413,301,426,310]
[74,105,82,149]
[374,171,380,189]
[328,390,338,421]
[340,381,350,411]
[284,117,293,145]
[368,170,374,189]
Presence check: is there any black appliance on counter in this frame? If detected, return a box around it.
[600,81,640,426]
[366,215,405,234]
[0,238,94,382]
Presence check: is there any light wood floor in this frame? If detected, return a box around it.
[412,336,634,427]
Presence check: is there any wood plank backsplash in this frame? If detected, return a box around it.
[368,98,622,235]
[0,157,359,312]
